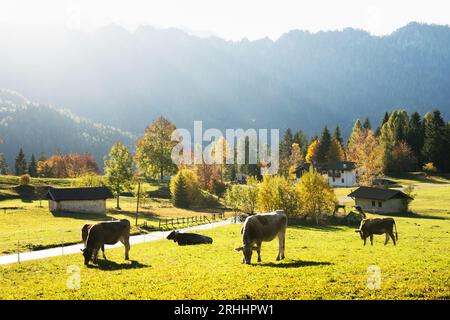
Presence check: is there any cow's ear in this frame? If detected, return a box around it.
[354,230,360,233]
[234,246,243,252]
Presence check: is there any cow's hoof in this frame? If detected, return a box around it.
[276,257,280,261]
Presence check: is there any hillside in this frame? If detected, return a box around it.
[0,22,449,136]
[0,89,134,168]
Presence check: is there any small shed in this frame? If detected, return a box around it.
[47,187,114,214]
[347,186,412,214]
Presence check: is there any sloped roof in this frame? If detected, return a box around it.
[347,186,412,201]
[47,187,114,201]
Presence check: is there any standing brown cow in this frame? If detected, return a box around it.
[355,218,398,246]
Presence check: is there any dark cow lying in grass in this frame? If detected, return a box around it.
[81,219,131,265]
[166,230,213,245]
[235,210,288,265]
[355,218,398,246]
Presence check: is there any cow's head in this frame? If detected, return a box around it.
[81,248,92,265]
[167,230,179,241]
[234,244,257,265]
[355,219,368,239]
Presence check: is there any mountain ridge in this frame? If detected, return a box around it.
[0,22,449,138]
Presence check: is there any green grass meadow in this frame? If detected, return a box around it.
[0,214,449,299]
[0,174,449,299]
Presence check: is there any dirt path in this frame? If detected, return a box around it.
[0,219,232,265]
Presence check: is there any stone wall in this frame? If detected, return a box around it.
[48,199,107,214]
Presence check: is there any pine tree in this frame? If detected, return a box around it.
[316,126,332,163]
[333,126,343,146]
[347,119,363,148]
[327,138,346,162]
[173,173,189,208]
[281,129,294,157]
[406,112,424,164]
[375,112,390,136]
[363,117,372,130]
[0,154,8,175]
[422,110,449,172]
[28,154,37,177]
[15,148,27,176]
[293,129,308,156]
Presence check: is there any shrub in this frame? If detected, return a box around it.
[225,177,259,214]
[73,173,105,187]
[257,175,299,215]
[19,174,31,186]
[296,167,337,223]
[170,169,214,208]
[212,180,227,199]
[423,162,437,173]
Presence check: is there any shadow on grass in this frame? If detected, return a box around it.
[370,211,448,220]
[256,260,333,268]
[51,210,115,221]
[87,259,149,271]
[288,223,344,232]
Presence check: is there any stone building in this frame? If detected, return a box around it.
[347,186,412,214]
[47,187,113,214]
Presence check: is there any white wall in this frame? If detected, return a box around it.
[326,170,357,187]
[48,200,107,214]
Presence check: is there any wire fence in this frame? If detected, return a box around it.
[0,212,230,264]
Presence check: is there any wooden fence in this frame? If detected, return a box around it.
[148,212,226,230]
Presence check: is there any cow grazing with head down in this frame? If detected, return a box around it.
[82,219,131,265]
[355,218,398,246]
[166,230,213,245]
[235,210,287,265]
[82,224,106,259]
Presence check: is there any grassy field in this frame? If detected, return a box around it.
[0,174,449,299]
[0,175,226,254]
[0,209,449,299]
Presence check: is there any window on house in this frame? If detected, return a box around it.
[378,202,382,207]
[341,170,344,173]
[372,201,375,207]
[332,178,335,182]
[341,178,344,183]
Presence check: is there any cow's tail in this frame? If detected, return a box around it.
[394,221,398,241]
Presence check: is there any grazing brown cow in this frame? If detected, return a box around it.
[355,218,398,246]
[81,224,106,259]
[82,219,131,265]
[235,210,288,264]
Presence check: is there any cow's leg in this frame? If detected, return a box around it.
[276,232,285,261]
[370,235,374,246]
[93,248,99,264]
[101,245,107,259]
[120,237,130,260]
[280,231,286,260]
[256,242,262,262]
[389,232,396,246]
[384,233,389,245]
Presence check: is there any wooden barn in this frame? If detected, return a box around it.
[347,186,412,214]
[47,187,113,214]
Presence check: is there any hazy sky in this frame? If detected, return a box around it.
[1,0,450,40]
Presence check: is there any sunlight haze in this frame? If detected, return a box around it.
[1,0,449,40]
